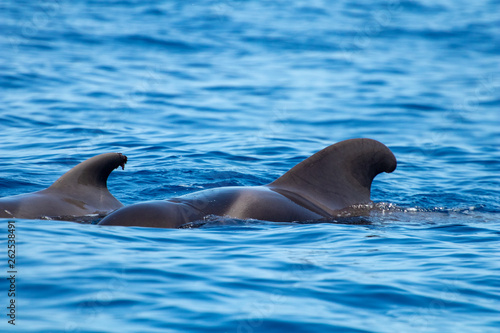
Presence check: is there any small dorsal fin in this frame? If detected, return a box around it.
[267,139,396,215]
[48,153,127,192]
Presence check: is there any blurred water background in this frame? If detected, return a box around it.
[0,0,499,332]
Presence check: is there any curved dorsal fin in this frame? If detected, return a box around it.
[48,153,127,192]
[267,139,396,215]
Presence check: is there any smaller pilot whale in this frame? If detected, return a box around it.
[99,138,397,228]
[0,153,127,220]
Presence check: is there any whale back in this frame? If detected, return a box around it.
[268,138,397,215]
[0,153,127,219]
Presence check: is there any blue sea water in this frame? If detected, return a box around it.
[1,0,499,332]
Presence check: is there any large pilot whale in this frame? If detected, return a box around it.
[99,138,397,228]
[0,153,127,220]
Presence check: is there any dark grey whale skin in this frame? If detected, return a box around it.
[0,153,127,220]
[99,138,397,228]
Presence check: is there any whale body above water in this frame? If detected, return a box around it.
[0,153,127,220]
[99,138,397,228]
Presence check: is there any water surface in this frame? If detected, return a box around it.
[1,0,499,332]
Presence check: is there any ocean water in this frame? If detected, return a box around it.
[1,0,499,332]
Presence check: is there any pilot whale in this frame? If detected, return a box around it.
[99,138,397,228]
[0,153,127,220]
